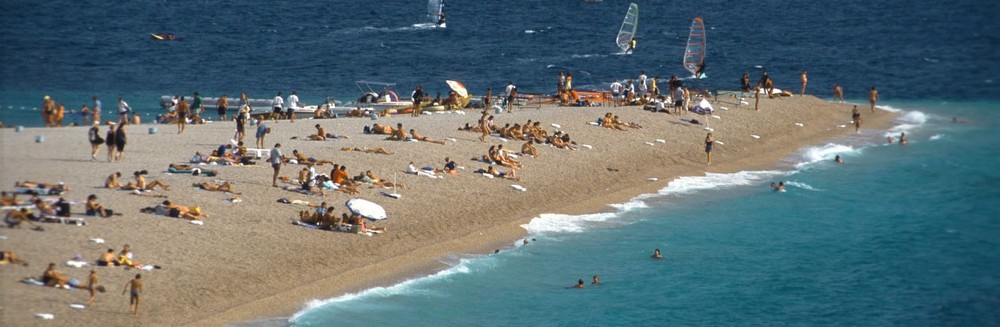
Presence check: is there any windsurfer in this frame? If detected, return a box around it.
[695,63,705,79]
[627,37,636,53]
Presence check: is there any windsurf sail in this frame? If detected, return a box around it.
[616,3,639,52]
[683,17,706,77]
[428,0,444,22]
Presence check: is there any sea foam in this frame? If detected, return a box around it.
[794,143,858,168]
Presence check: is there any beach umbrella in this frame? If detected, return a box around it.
[345,198,387,221]
[446,80,468,98]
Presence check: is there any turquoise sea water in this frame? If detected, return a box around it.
[290,101,1000,326]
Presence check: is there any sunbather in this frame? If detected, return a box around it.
[480,166,520,181]
[0,191,16,206]
[1,250,27,266]
[97,248,119,266]
[386,123,407,141]
[409,129,447,145]
[16,181,67,193]
[105,172,123,188]
[340,147,393,155]
[85,194,115,217]
[522,141,538,158]
[371,123,393,135]
[308,124,327,141]
[290,150,335,165]
[193,182,241,194]
[42,263,72,288]
[123,171,170,191]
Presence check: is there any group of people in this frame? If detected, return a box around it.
[88,121,128,161]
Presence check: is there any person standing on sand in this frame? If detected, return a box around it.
[117,97,132,125]
[557,71,565,94]
[235,106,247,143]
[115,123,127,161]
[86,269,101,306]
[705,132,715,165]
[92,96,103,125]
[255,118,268,149]
[105,123,117,162]
[478,110,490,142]
[741,73,751,93]
[852,106,862,133]
[800,70,808,95]
[122,274,142,316]
[191,92,203,117]
[176,96,189,134]
[650,76,659,97]
[754,83,762,111]
[833,84,845,103]
[638,71,647,97]
[505,82,516,112]
[272,92,284,121]
[217,94,228,121]
[269,143,285,187]
[286,91,300,122]
[484,87,492,110]
[565,73,573,92]
[869,86,879,113]
[411,85,424,117]
[88,122,104,160]
[42,95,55,127]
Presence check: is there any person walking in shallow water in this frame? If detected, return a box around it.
[800,70,808,95]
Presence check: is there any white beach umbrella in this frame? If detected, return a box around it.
[446,80,468,98]
[346,198,388,221]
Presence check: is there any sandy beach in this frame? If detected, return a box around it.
[0,95,897,326]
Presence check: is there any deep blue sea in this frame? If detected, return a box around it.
[4,0,999,326]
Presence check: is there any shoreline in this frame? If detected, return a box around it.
[0,96,898,327]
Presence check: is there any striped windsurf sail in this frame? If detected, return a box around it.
[683,17,706,76]
[616,3,638,52]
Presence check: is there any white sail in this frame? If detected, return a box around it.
[428,0,443,22]
[616,3,639,52]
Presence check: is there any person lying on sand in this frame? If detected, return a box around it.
[290,149,335,165]
[193,181,241,194]
[1,250,28,266]
[371,123,393,135]
[340,147,393,155]
[549,131,577,150]
[42,263,73,288]
[614,115,642,129]
[16,181,68,193]
[477,166,520,181]
[364,171,405,189]
[409,129,447,145]
[142,201,205,220]
[122,171,169,191]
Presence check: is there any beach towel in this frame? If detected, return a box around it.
[14,185,65,196]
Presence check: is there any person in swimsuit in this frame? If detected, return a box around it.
[573,279,585,288]
[217,94,228,121]
[833,84,845,103]
[88,122,103,160]
[176,96,189,134]
[652,248,662,259]
[852,106,862,133]
[123,274,143,316]
[114,123,127,161]
[800,70,808,95]
[869,86,879,113]
[705,132,715,165]
[592,275,600,285]
[105,123,117,162]
[409,129,447,145]
[1,251,27,266]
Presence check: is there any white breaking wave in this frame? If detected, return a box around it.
[522,170,782,235]
[795,143,858,168]
[929,134,943,141]
[289,258,479,322]
[886,110,929,136]
[783,181,823,191]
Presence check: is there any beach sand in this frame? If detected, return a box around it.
[0,95,896,326]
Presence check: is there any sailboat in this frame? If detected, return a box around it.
[428,0,445,28]
[616,3,639,54]
[683,17,707,78]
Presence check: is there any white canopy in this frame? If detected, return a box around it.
[346,198,387,221]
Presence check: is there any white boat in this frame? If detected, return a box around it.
[428,0,446,28]
[616,3,638,53]
[683,17,706,78]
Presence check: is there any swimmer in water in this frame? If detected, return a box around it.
[835,155,843,164]
[592,275,600,285]
[771,182,785,191]
[887,136,895,144]
[899,133,908,145]
[652,249,662,259]
[573,279,585,288]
